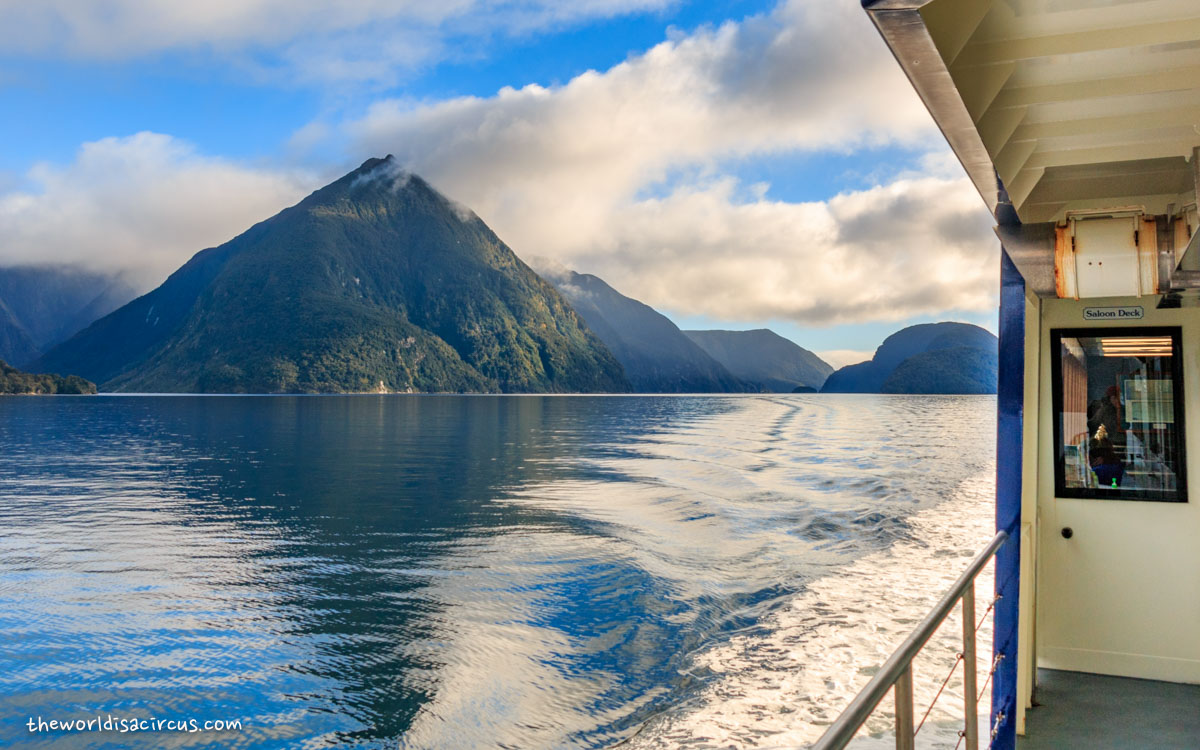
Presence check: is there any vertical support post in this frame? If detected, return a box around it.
[1191,146,1200,204]
[963,585,979,750]
[992,247,1024,750]
[895,666,915,750]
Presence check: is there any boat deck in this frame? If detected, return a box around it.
[1018,669,1200,749]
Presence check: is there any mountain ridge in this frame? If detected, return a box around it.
[35,157,630,394]
[682,328,832,392]
[0,266,134,367]
[544,269,749,393]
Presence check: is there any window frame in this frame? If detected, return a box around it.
[1050,326,1188,503]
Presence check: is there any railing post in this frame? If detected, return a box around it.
[808,532,1006,750]
[895,666,914,750]
[962,585,979,750]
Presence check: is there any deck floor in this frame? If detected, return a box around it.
[1018,669,1200,749]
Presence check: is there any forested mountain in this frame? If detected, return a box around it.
[34,157,629,394]
[821,322,997,394]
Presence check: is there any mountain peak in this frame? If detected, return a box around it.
[348,154,412,189]
[356,154,396,172]
[292,156,436,214]
[342,155,423,195]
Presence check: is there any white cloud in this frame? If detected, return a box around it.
[343,0,997,326]
[0,0,1000,332]
[0,0,673,84]
[351,1,936,200]
[0,133,313,290]
[560,175,997,326]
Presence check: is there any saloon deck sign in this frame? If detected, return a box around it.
[1083,306,1144,321]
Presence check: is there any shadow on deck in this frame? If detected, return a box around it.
[1019,669,1200,749]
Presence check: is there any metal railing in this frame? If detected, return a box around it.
[810,530,1009,750]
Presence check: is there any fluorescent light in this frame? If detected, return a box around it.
[1098,336,1173,357]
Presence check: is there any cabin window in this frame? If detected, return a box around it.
[1051,328,1186,502]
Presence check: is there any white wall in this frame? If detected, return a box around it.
[1017,288,1040,735]
[1034,295,1200,684]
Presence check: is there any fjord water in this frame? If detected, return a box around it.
[0,395,995,749]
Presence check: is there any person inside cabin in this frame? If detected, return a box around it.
[1089,423,1124,488]
[1087,385,1125,450]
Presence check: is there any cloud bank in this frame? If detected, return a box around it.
[559,175,996,326]
[346,0,997,325]
[0,0,999,329]
[0,133,311,290]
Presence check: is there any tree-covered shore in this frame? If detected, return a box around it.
[0,360,96,394]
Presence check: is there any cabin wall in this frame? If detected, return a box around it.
[1035,295,1200,684]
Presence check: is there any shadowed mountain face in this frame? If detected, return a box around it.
[682,329,833,393]
[0,303,35,368]
[34,157,630,394]
[0,266,134,367]
[821,322,997,394]
[880,347,998,395]
[545,269,748,393]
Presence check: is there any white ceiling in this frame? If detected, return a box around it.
[882,0,1200,223]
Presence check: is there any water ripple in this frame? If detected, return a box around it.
[0,394,995,748]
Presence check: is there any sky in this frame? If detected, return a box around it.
[0,0,1000,368]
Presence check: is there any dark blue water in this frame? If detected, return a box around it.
[0,395,995,749]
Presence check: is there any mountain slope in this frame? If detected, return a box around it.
[544,269,747,393]
[682,329,832,392]
[881,347,998,395]
[0,266,134,367]
[818,359,883,395]
[35,157,630,394]
[0,301,38,367]
[821,322,997,394]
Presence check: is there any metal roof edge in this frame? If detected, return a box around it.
[862,0,934,10]
[864,4,1002,218]
[995,222,1056,296]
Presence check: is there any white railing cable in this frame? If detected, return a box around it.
[913,651,962,736]
[809,531,1008,750]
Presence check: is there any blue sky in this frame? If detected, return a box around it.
[0,0,999,367]
[0,2,777,171]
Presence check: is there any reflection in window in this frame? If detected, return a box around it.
[1053,328,1186,502]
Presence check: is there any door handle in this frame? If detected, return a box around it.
[1061,527,1074,539]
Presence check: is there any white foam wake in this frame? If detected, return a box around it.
[627,472,996,750]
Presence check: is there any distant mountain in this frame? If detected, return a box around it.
[544,269,748,393]
[0,301,37,367]
[821,322,997,394]
[34,157,630,394]
[682,329,833,392]
[0,266,134,367]
[0,360,96,395]
[881,347,998,394]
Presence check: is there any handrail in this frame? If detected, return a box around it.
[810,530,1009,750]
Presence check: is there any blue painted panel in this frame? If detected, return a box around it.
[992,248,1024,750]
